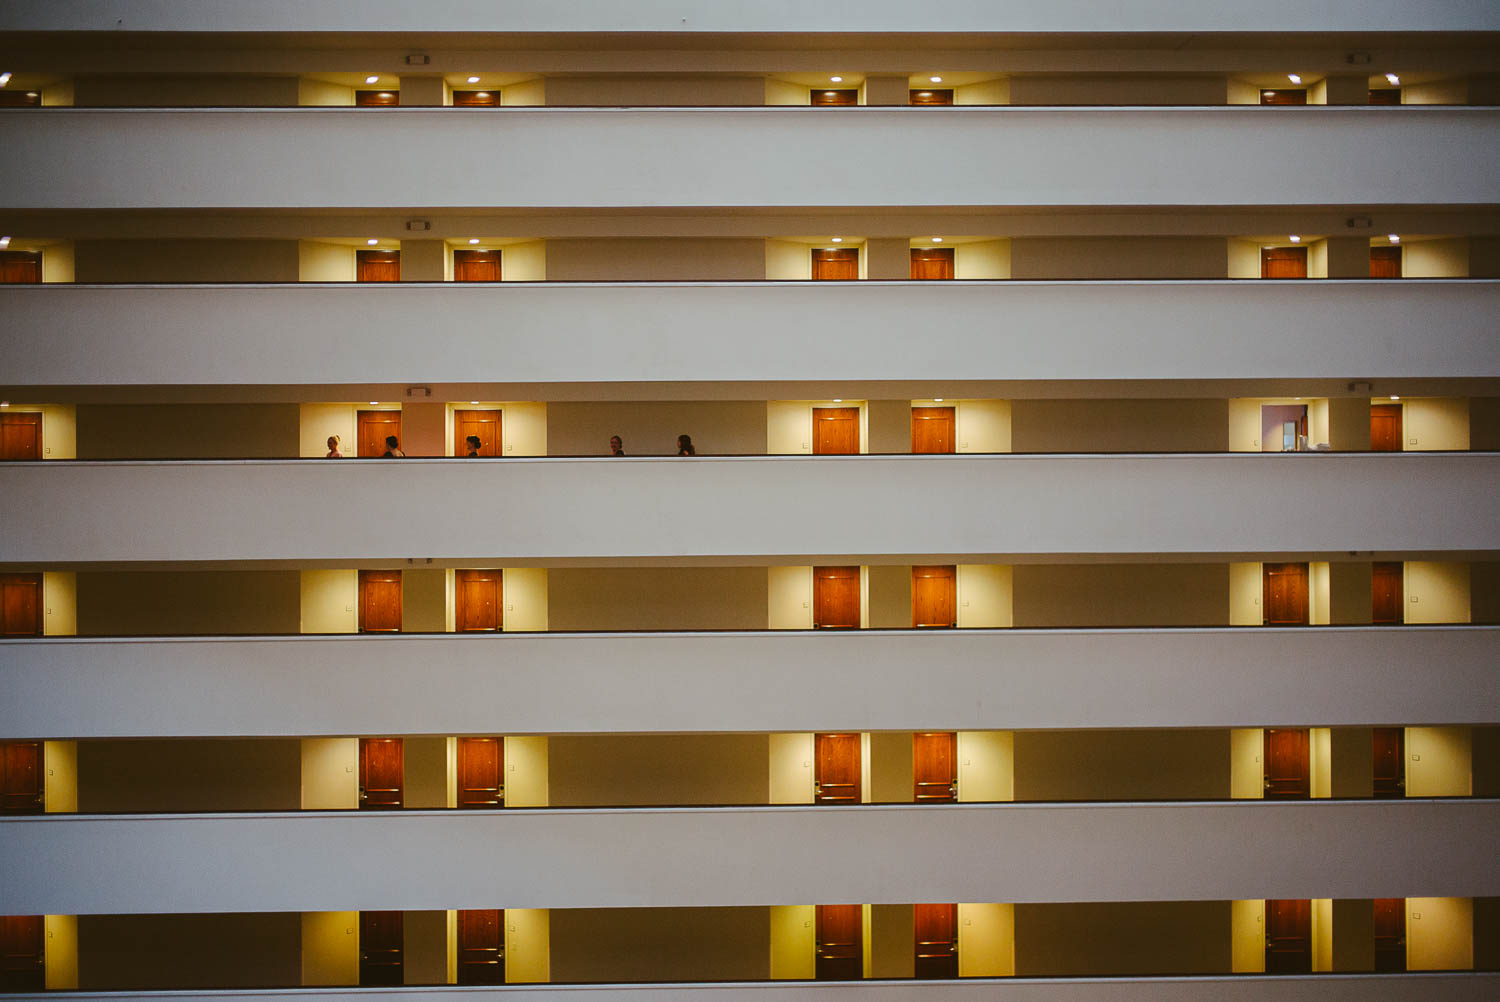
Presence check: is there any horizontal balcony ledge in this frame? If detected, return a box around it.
[4,281,1495,389]
[3,800,1496,913]
[2,453,1496,564]
[3,627,1494,738]
[3,107,1497,210]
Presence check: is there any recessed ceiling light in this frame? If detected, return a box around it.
[1388,234,1400,243]
[365,75,380,84]
[1287,73,1302,84]
[0,236,10,249]
[1385,73,1400,86]
[931,236,943,243]
[918,92,932,97]
[831,237,843,243]
[370,401,380,406]
[934,398,944,402]
[1288,235,1301,243]
[832,399,843,403]
[830,76,843,83]
[468,238,480,245]
[0,72,11,87]
[930,76,942,83]
[366,238,379,245]
[470,400,480,405]
[0,401,8,408]
[1390,395,1400,401]
[467,75,480,84]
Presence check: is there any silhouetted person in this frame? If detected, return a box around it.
[609,435,625,456]
[325,435,343,458]
[677,434,696,456]
[383,435,405,457]
[466,435,482,457]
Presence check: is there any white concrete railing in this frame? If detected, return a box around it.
[3,800,1496,913]
[1,627,1494,739]
[0,453,1495,564]
[2,280,1494,388]
[1,107,1497,209]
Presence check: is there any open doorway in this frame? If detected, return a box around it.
[1261,404,1308,452]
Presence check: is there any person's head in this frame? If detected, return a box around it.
[677,434,694,454]
[326,435,340,450]
[385,435,399,449]
[466,435,482,451]
[609,435,623,454]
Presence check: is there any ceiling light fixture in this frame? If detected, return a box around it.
[832,399,843,403]
[1288,73,1302,84]
[1388,234,1400,243]
[1288,234,1301,243]
[0,402,8,408]
[365,75,380,84]
[468,238,480,244]
[0,72,11,87]
[931,236,943,242]
[918,92,933,97]
[366,238,379,245]
[1390,395,1400,400]
[369,401,380,406]
[467,75,481,84]
[470,400,480,405]
[830,76,843,83]
[930,76,943,83]
[830,237,843,243]
[1385,73,1400,86]
[934,398,944,402]
[0,236,10,249]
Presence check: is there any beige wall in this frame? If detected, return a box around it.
[768,566,813,629]
[953,239,1011,279]
[1405,561,1471,624]
[1231,899,1265,972]
[1403,398,1470,451]
[1311,561,1331,626]
[1332,727,1375,798]
[545,238,765,280]
[78,739,300,812]
[504,736,549,807]
[548,401,765,456]
[1013,564,1228,627]
[549,734,768,806]
[74,239,300,283]
[74,74,299,107]
[1407,726,1471,797]
[1015,901,1231,975]
[44,914,78,990]
[764,239,814,280]
[1009,74,1226,106]
[496,239,546,280]
[1011,237,1228,279]
[78,570,300,635]
[956,564,1012,628]
[1404,238,1469,278]
[767,400,869,454]
[298,241,356,282]
[958,902,1015,976]
[501,568,549,632]
[41,404,77,458]
[764,79,810,106]
[403,568,447,633]
[1014,729,1230,801]
[402,911,446,986]
[78,913,300,990]
[77,403,299,458]
[955,399,1011,453]
[302,911,359,986]
[1227,238,1261,277]
[957,731,1014,802]
[546,75,765,107]
[955,79,1009,105]
[298,77,354,106]
[1403,79,1468,105]
[1230,728,1263,799]
[768,732,814,804]
[404,736,447,809]
[1313,897,1334,972]
[1311,727,1333,799]
[1228,562,1261,626]
[300,738,358,810]
[42,242,76,282]
[300,569,357,634]
[869,731,912,803]
[299,403,357,457]
[551,907,769,982]
[866,399,909,453]
[870,903,913,978]
[1333,898,1375,972]
[1407,898,1474,971]
[548,567,766,631]
[1469,397,1500,450]
[506,908,550,983]
[42,571,77,636]
[769,904,815,978]
[1011,399,1228,453]
[866,564,910,629]
[1229,397,1333,451]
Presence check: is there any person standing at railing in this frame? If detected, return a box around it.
[324,435,342,458]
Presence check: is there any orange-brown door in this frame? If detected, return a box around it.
[359,738,404,809]
[914,903,958,979]
[457,737,504,808]
[812,248,859,280]
[455,570,502,632]
[1261,246,1307,278]
[911,566,956,628]
[1,742,44,814]
[454,410,502,457]
[1368,89,1401,105]
[910,247,955,280]
[1370,404,1403,452]
[359,570,402,632]
[814,566,860,629]
[453,249,502,281]
[452,90,499,107]
[1373,727,1405,799]
[0,574,43,636]
[911,406,955,454]
[1262,563,1309,625]
[357,410,402,458]
[457,908,505,984]
[356,250,401,281]
[0,251,42,284]
[913,732,957,803]
[1374,898,1406,972]
[0,916,44,991]
[1369,246,1402,278]
[815,904,862,979]
[909,89,954,105]
[359,911,404,984]
[815,733,861,804]
[1260,89,1307,105]
[813,407,860,454]
[0,412,42,461]
[355,90,399,106]
[1265,899,1312,973]
[1264,728,1310,799]
[1372,562,1403,625]
[811,89,858,106]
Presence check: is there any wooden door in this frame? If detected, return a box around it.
[359,738,404,809]
[1373,898,1406,972]
[0,251,43,284]
[1369,404,1403,452]
[1262,563,1309,626]
[454,409,502,457]
[1373,728,1405,799]
[356,250,401,282]
[1372,562,1403,625]
[913,732,957,803]
[815,905,862,980]
[457,737,504,808]
[813,407,860,454]
[455,570,502,632]
[910,247,955,280]
[359,570,402,632]
[1265,899,1312,973]
[454,249,502,281]
[911,566,956,628]
[812,248,859,280]
[1,742,44,814]
[1261,246,1307,278]
[359,911,404,985]
[355,90,399,106]
[1260,89,1306,105]
[1263,729,1310,799]
[452,90,499,107]
[457,908,505,984]
[1369,246,1402,278]
[811,89,858,106]
[1368,89,1401,106]
[0,574,43,636]
[815,733,861,804]
[0,91,41,108]
[914,903,958,979]
[911,406,955,454]
[0,412,42,460]
[0,916,44,992]
[357,410,401,457]
[814,566,860,629]
[909,89,954,105]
